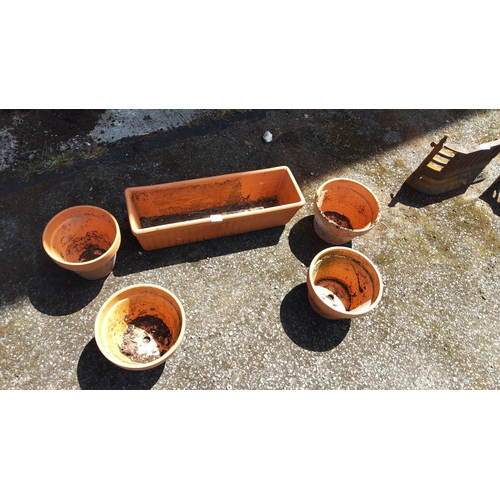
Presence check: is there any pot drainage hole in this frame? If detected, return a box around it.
[323,211,353,229]
[78,244,107,262]
[315,278,352,310]
[119,314,172,363]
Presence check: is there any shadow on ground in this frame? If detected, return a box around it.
[113,225,285,276]
[280,283,350,351]
[288,215,352,266]
[479,175,500,216]
[77,338,164,390]
[388,181,471,209]
[29,260,105,316]
[390,170,500,211]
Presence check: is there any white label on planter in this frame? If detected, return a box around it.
[210,214,223,222]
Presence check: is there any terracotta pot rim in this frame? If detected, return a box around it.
[315,177,381,230]
[94,284,186,371]
[307,246,383,318]
[42,205,121,269]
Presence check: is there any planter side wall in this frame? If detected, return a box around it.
[125,166,304,250]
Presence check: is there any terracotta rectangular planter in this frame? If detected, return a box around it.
[124,166,305,250]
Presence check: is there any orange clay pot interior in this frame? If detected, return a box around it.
[125,166,305,250]
[42,205,120,271]
[95,285,185,371]
[314,178,380,245]
[307,247,383,319]
[316,179,379,230]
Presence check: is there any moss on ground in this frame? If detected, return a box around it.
[16,143,108,179]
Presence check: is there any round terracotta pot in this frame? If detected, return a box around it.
[313,178,380,245]
[307,247,383,320]
[94,284,186,371]
[42,205,121,280]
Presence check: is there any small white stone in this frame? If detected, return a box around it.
[263,131,273,143]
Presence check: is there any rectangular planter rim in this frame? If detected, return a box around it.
[125,166,304,234]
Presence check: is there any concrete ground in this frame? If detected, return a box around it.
[1,109,500,390]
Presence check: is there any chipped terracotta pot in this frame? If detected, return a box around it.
[313,178,380,245]
[95,284,186,371]
[307,247,383,320]
[124,166,305,250]
[42,205,121,280]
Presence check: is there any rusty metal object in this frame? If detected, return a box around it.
[405,135,500,195]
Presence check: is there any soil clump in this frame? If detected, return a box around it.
[140,197,279,228]
[78,244,107,262]
[323,211,353,229]
[119,315,172,363]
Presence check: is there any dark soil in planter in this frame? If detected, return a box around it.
[119,314,172,363]
[140,196,280,228]
[316,278,352,310]
[323,211,353,229]
[78,244,107,262]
